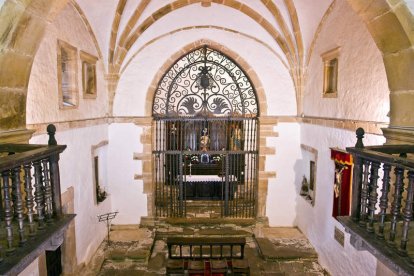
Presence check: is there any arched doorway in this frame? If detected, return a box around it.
[152,45,259,218]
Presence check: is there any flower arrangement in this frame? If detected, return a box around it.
[212,155,221,164]
[190,155,199,164]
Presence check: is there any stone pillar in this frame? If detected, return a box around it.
[0,0,69,141]
[131,118,154,224]
[60,187,78,276]
[257,117,278,221]
[347,0,414,144]
[105,73,120,116]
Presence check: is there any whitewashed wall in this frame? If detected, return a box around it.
[26,3,110,267]
[296,124,385,276]
[295,2,390,275]
[303,0,389,122]
[266,123,301,226]
[27,3,108,124]
[107,123,146,224]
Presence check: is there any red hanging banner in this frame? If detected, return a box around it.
[330,148,353,218]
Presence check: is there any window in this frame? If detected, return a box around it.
[321,47,340,98]
[300,144,318,205]
[80,51,97,99]
[94,156,106,203]
[57,40,78,108]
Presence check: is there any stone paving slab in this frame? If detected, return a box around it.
[257,237,318,260]
[260,227,305,239]
[89,225,328,275]
[109,227,152,242]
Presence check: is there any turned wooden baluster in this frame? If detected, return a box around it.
[12,166,26,245]
[399,170,414,255]
[351,156,363,222]
[33,160,45,230]
[2,170,14,253]
[351,128,365,222]
[377,163,391,239]
[48,124,63,218]
[367,161,380,233]
[388,167,405,245]
[359,159,371,227]
[42,159,53,222]
[23,163,36,235]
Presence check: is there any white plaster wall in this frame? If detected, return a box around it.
[303,0,389,122]
[115,30,296,117]
[266,123,301,226]
[107,123,146,224]
[18,257,39,276]
[293,0,333,54]
[30,125,111,266]
[27,3,108,125]
[75,0,117,66]
[296,123,385,276]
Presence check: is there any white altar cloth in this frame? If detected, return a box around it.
[183,175,237,182]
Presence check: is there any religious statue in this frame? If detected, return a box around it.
[230,123,242,150]
[200,128,210,163]
[334,165,346,198]
[300,175,309,196]
[200,128,210,151]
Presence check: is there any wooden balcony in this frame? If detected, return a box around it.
[0,125,75,275]
[338,128,414,276]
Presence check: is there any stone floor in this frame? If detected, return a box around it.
[82,223,329,275]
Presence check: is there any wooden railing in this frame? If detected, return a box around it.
[339,128,414,275]
[0,125,74,275]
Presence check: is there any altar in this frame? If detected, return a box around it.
[183,175,237,200]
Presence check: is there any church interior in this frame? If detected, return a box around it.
[0,0,414,275]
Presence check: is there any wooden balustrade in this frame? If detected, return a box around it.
[340,128,414,275]
[0,125,74,275]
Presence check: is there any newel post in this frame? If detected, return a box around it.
[350,128,365,221]
[47,124,63,218]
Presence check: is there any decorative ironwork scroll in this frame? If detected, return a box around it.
[152,46,259,219]
[153,46,258,117]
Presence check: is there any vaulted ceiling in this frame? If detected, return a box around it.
[71,0,335,116]
[74,0,333,71]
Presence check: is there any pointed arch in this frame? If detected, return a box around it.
[145,39,268,117]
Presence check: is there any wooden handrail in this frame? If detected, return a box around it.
[0,144,66,172]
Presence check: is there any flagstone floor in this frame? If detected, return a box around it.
[82,224,329,276]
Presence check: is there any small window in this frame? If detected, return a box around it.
[80,51,98,99]
[94,156,106,203]
[57,40,78,108]
[300,144,318,206]
[321,47,340,98]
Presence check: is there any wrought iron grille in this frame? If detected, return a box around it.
[152,46,259,218]
[153,46,258,116]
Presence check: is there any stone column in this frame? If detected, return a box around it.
[257,117,278,222]
[347,0,414,144]
[0,0,69,143]
[105,73,120,116]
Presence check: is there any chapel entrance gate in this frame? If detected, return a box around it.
[152,45,259,218]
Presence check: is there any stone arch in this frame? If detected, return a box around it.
[142,39,271,219]
[0,0,69,138]
[347,0,414,130]
[144,39,268,117]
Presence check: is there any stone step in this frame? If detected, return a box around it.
[256,237,318,260]
[163,217,256,226]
